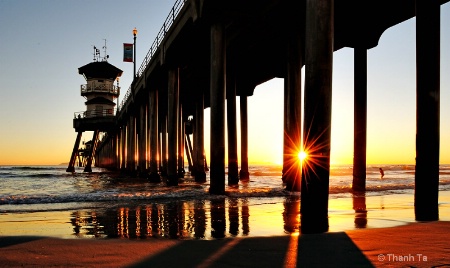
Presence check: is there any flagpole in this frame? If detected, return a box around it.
[133,27,138,79]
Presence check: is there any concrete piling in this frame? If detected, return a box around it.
[301,0,334,233]
[282,21,303,192]
[167,68,180,186]
[239,96,250,181]
[194,95,206,182]
[415,0,440,221]
[227,78,239,185]
[352,47,368,192]
[148,89,161,182]
[209,22,226,194]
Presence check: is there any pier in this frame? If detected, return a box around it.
[68,0,448,232]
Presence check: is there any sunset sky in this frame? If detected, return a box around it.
[0,1,449,166]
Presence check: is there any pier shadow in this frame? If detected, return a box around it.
[128,232,373,267]
[128,236,291,268]
[297,233,374,267]
[0,236,44,248]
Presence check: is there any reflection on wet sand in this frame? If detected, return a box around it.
[70,196,306,239]
[70,195,371,239]
[70,198,254,239]
[283,195,300,233]
[353,194,367,228]
[228,198,239,236]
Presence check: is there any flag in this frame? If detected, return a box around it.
[123,43,133,62]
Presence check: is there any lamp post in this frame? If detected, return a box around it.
[133,27,138,79]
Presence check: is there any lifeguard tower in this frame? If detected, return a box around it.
[67,44,122,172]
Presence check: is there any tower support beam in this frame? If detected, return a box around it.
[84,130,99,172]
[67,131,83,172]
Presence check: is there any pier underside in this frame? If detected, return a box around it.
[69,0,448,232]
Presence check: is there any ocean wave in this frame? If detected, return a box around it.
[0,172,14,177]
[1,164,450,211]
[0,173,66,179]
[0,191,204,205]
[4,182,449,206]
[2,166,62,171]
[0,189,289,206]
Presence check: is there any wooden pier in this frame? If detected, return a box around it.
[69,0,448,232]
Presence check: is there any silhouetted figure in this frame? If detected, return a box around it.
[379,168,384,179]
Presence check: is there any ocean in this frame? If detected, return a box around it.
[1,164,449,239]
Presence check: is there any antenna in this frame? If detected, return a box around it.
[92,39,109,62]
[92,45,100,62]
[102,39,109,62]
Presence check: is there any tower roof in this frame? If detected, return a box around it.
[78,61,123,80]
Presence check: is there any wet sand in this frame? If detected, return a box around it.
[1,191,450,267]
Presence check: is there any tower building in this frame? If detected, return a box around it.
[67,45,123,172]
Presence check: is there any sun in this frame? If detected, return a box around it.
[298,151,308,162]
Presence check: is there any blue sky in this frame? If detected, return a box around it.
[0,0,449,165]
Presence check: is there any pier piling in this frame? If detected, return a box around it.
[167,68,180,186]
[209,22,226,194]
[301,0,333,233]
[148,89,161,182]
[352,47,368,192]
[120,126,126,171]
[194,95,206,182]
[415,0,440,221]
[227,78,239,185]
[282,13,303,192]
[178,104,185,178]
[239,96,250,181]
[161,115,168,177]
[138,104,146,175]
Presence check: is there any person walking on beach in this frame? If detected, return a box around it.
[379,168,384,179]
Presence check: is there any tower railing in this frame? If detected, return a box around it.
[74,109,116,119]
[118,0,187,112]
[81,84,120,95]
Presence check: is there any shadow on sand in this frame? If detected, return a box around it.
[0,236,44,248]
[129,232,373,267]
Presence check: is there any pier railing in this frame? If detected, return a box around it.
[118,0,187,112]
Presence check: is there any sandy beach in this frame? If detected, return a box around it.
[1,222,449,267]
[1,190,450,267]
